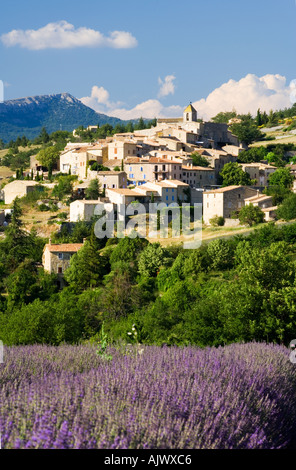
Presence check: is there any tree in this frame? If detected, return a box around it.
[268,168,293,189]
[64,240,109,292]
[229,115,263,145]
[52,176,73,200]
[211,110,237,124]
[36,146,60,170]
[207,239,233,270]
[2,198,31,270]
[235,240,294,291]
[190,152,210,167]
[85,179,101,200]
[277,193,296,221]
[238,204,264,226]
[109,237,148,269]
[36,127,50,144]
[138,243,171,278]
[219,162,254,187]
[265,151,285,167]
[256,109,262,127]
[135,117,145,130]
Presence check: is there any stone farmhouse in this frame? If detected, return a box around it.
[203,185,259,224]
[244,194,277,222]
[42,241,84,287]
[2,180,40,204]
[240,163,277,187]
[69,199,105,222]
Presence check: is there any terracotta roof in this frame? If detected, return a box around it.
[261,206,278,212]
[74,199,102,204]
[204,185,251,194]
[245,194,272,202]
[124,157,141,163]
[107,188,145,196]
[97,171,125,175]
[45,243,84,253]
[162,180,189,187]
[104,159,123,167]
[182,165,214,171]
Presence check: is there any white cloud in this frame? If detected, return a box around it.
[81,73,296,121]
[192,74,293,120]
[80,80,183,119]
[109,100,183,120]
[1,21,138,50]
[158,75,176,98]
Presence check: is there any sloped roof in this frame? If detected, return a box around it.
[45,243,84,253]
[184,103,197,113]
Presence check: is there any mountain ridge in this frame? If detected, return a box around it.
[0,92,124,142]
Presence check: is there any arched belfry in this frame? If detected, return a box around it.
[183,102,197,123]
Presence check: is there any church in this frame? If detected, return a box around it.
[156,103,240,149]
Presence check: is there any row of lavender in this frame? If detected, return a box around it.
[1,342,296,449]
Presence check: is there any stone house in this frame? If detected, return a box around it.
[2,180,40,204]
[244,193,277,222]
[60,144,108,177]
[203,185,259,224]
[137,180,189,204]
[105,188,148,206]
[42,241,84,287]
[124,157,184,185]
[69,199,106,222]
[108,140,142,160]
[181,164,216,188]
[240,163,277,187]
[86,171,127,189]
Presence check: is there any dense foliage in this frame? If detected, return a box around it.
[2,198,296,347]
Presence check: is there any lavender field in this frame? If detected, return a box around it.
[1,342,296,449]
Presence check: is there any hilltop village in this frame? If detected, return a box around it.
[1,103,294,283]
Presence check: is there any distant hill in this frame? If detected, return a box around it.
[0,93,124,142]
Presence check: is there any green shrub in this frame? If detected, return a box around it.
[209,215,225,227]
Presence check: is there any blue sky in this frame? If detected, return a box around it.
[1,0,296,120]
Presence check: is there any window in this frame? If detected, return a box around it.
[174,174,176,179]
[166,196,168,201]
[238,194,241,199]
[166,188,168,192]
[114,148,117,154]
[129,174,134,179]
[172,188,174,192]
[58,267,63,274]
[140,167,143,172]
[200,175,202,179]
[58,253,63,260]
[172,196,175,201]
[129,166,132,172]
[143,174,146,179]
